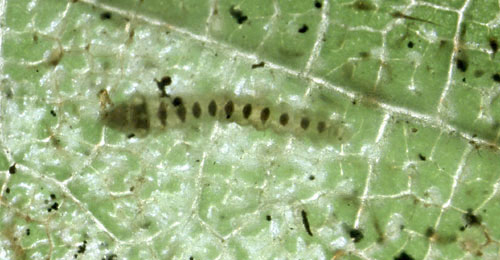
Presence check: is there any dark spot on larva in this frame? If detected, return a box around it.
[157,101,167,126]
[154,76,172,97]
[300,117,310,130]
[266,215,272,221]
[425,227,435,237]
[101,12,112,20]
[224,100,234,119]
[229,5,248,24]
[131,101,150,130]
[298,24,308,33]
[490,37,498,54]
[242,104,252,119]
[407,41,414,48]
[492,73,500,83]
[314,1,322,8]
[50,110,56,117]
[456,58,467,72]
[176,104,187,122]
[317,121,326,133]
[9,163,16,174]
[172,97,183,107]
[349,228,364,243]
[394,251,414,260]
[418,153,426,161]
[279,113,289,126]
[192,102,201,118]
[301,210,313,236]
[260,107,270,124]
[208,100,217,117]
[353,0,375,11]
[463,209,481,226]
[251,61,265,69]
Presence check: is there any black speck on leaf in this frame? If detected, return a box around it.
[251,61,265,69]
[425,227,434,237]
[314,1,322,8]
[301,210,313,236]
[418,153,426,161]
[100,12,112,20]
[9,163,16,174]
[77,240,87,254]
[48,202,59,212]
[492,73,500,83]
[349,228,364,243]
[298,24,309,33]
[490,37,498,54]
[394,251,414,260]
[50,110,56,117]
[456,58,467,72]
[464,209,481,226]
[353,0,375,11]
[407,41,414,48]
[154,76,172,97]
[229,6,248,24]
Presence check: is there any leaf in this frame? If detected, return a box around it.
[1,0,499,259]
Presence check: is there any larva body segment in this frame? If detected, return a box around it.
[100,93,350,144]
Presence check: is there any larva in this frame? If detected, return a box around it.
[100,93,350,145]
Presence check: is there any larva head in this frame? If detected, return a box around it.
[100,95,151,136]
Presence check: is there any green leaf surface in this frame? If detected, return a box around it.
[1,0,499,259]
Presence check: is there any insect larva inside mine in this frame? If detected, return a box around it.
[192,102,201,118]
[100,93,351,145]
[242,104,252,119]
[224,100,234,119]
[208,100,217,117]
[260,107,270,124]
[279,113,289,126]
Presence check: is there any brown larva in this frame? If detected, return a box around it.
[100,93,350,145]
